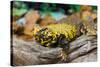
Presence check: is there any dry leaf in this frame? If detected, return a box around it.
[40,14,56,26]
[24,10,40,36]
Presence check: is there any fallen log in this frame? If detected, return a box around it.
[11,34,97,66]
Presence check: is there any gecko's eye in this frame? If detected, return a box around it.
[57,34,69,47]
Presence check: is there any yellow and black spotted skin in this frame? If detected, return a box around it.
[33,23,78,48]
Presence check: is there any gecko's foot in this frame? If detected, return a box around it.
[58,50,68,62]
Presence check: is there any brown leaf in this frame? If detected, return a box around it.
[40,14,56,26]
[23,10,40,36]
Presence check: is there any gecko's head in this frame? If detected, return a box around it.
[57,34,69,48]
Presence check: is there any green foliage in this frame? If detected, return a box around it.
[12,8,28,16]
[12,1,28,16]
[40,3,57,13]
[92,6,97,10]
[70,5,81,12]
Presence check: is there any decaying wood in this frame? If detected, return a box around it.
[12,36,62,66]
[70,49,97,63]
[11,34,97,66]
